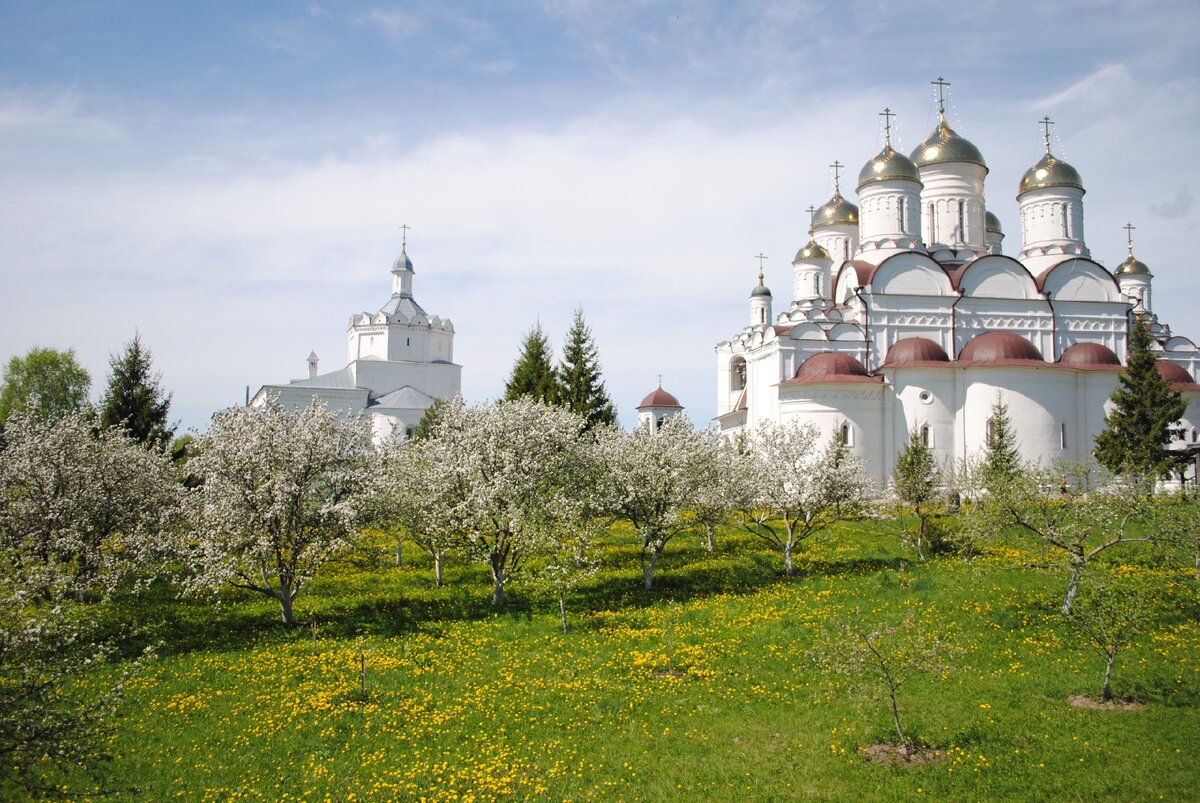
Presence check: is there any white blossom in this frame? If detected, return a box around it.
[184,397,373,624]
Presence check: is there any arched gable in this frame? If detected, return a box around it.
[1165,335,1198,353]
[834,260,872,304]
[788,322,828,341]
[1037,258,1121,302]
[827,322,865,342]
[956,255,1040,300]
[870,252,955,297]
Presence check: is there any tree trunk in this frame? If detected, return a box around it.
[559,593,568,634]
[279,587,296,625]
[886,677,911,754]
[643,547,659,591]
[916,515,927,562]
[1062,565,1083,615]
[784,543,794,577]
[1102,652,1115,702]
[491,571,505,606]
[434,552,443,587]
[705,524,715,553]
[395,538,402,567]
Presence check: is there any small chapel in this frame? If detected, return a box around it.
[251,234,461,441]
[715,79,1200,484]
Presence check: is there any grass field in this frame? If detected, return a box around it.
[42,519,1200,800]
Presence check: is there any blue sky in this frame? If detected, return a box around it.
[2,0,1198,432]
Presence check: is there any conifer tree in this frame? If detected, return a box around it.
[982,391,1020,489]
[503,323,558,404]
[892,428,941,560]
[99,334,175,449]
[1094,316,1187,482]
[556,308,617,432]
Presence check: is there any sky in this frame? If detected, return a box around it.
[1,0,1198,433]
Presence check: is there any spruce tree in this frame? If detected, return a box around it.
[1094,316,1187,481]
[99,333,175,449]
[503,323,558,404]
[892,429,941,560]
[982,391,1020,489]
[556,308,617,432]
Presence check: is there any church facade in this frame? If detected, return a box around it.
[715,86,1200,484]
[252,239,460,442]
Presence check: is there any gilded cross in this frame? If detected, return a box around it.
[932,76,950,114]
[1040,116,1054,153]
[880,107,895,144]
[398,223,411,247]
[830,160,844,193]
[1123,222,1136,255]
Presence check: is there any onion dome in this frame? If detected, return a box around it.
[1059,342,1121,368]
[1018,152,1085,197]
[812,192,859,229]
[985,211,1003,235]
[883,337,951,367]
[392,244,414,272]
[1156,361,1196,386]
[857,144,921,190]
[910,117,986,169]
[793,239,830,263]
[958,331,1044,364]
[788,352,876,383]
[750,273,772,298]
[637,387,682,409]
[1114,254,1152,276]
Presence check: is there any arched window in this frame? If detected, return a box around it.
[898,198,906,232]
[985,417,995,446]
[920,424,930,447]
[929,203,937,242]
[1060,423,1068,449]
[1061,203,1070,238]
[730,357,747,392]
[956,200,965,244]
[838,422,852,446]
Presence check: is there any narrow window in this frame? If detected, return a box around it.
[929,203,936,242]
[1061,203,1069,238]
[1060,423,1068,449]
[405,427,414,439]
[897,198,906,232]
[957,200,965,243]
[985,417,995,446]
[842,240,849,262]
[839,423,851,446]
[920,425,930,447]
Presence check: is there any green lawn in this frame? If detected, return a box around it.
[46,520,1200,800]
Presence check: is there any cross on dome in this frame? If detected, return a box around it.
[1124,222,1136,256]
[932,76,950,116]
[880,107,895,145]
[1040,116,1054,154]
[806,205,817,228]
[398,223,411,248]
[830,160,844,194]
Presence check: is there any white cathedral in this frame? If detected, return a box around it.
[715,83,1200,484]
[251,238,461,441]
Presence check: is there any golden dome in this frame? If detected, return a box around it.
[812,192,859,229]
[793,239,830,263]
[1114,254,1152,277]
[1018,151,1084,197]
[856,144,922,190]
[910,117,986,170]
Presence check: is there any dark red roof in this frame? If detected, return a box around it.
[1058,342,1122,370]
[883,337,951,367]
[637,387,683,409]
[958,331,1045,366]
[1157,360,1200,390]
[781,352,881,385]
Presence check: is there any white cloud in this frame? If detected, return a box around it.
[357,8,420,42]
